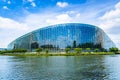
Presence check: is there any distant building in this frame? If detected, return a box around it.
[8,23,115,51]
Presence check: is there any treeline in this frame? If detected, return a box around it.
[0,47,119,54]
[65,47,119,54]
[65,48,98,54]
[34,47,119,54]
[109,47,119,53]
[0,49,27,54]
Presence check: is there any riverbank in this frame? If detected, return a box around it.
[0,52,118,56]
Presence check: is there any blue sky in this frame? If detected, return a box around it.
[0,0,120,48]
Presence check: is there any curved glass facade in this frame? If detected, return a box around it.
[8,23,115,51]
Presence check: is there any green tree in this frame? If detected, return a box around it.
[109,47,119,53]
[74,48,82,54]
[12,49,27,53]
[36,48,42,53]
[0,51,4,54]
[94,48,99,52]
[86,48,91,53]
[45,49,49,54]
[65,48,70,54]
[0,51,2,54]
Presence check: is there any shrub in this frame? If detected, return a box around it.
[86,48,91,52]
[0,51,3,54]
[46,49,49,54]
[74,48,82,54]
[65,48,70,54]
[3,49,27,53]
[12,49,27,53]
[94,48,99,52]
[109,47,119,53]
[36,48,42,53]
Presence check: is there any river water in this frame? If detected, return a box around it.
[0,55,120,80]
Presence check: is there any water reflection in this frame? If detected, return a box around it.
[0,55,120,80]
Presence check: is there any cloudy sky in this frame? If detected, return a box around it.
[0,0,120,49]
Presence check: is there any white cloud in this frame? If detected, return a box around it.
[66,11,76,14]
[24,13,50,28]
[23,0,36,7]
[108,33,120,49]
[56,2,68,8]
[0,17,29,30]
[0,29,28,48]
[31,2,36,7]
[115,2,120,9]
[3,6,8,10]
[0,17,31,48]
[0,11,81,48]
[27,0,34,2]
[46,14,72,24]
[24,12,80,29]
[0,14,51,48]
[98,2,120,48]
[8,1,11,4]
[1,1,120,49]
[99,2,120,30]
[75,13,81,18]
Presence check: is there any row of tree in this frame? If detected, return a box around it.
[0,49,27,54]
[35,47,119,54]
[65,47,119,54]
[109,47,119,53]
[0,47,119,54]
[36,48,49,54]
[65,48,97,54]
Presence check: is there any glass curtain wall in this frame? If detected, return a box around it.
[8,23,116,52]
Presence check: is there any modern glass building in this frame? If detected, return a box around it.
[8,23,115,51]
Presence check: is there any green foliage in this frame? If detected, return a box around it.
[10,49,27,53]
[86,48,91,52]
[74,48,82,54]
[65,48,70,54]
[94,48,99,52]
[36,48,42,53]
[86,48,90,51]
[0,49,27,53]
[45,49,49,54]
[0,51,3,54]
[109,47,119,53]
[12,49,27,53]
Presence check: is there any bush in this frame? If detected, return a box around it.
[86,48,91,52]
[0,51,3,54]
[94,48,99,52]
[109,47,119,53]
[65,48,70,54]
[46,49,49,54]
[36,48,42,53]
[12,49,27,53]
[1,49,27,53]
[74,48,82,54]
